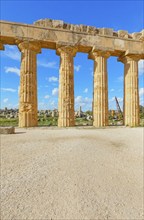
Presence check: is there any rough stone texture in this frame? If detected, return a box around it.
[118,30,129,39]
[57,46,77,127]
[18,41,41,127]
[0,21,144,56]
[118,55,140,126]
[99,28,113,36]
[0,126,15,134]
[89,51,110,127]
[33,18,144,41]
[132,32,142,40]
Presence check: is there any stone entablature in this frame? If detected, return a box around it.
[34,18,144,41]
[0,20,144,57]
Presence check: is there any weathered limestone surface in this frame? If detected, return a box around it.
[0,19,144,127]
[0,20,144,57]
[89,51,110,127]
[34,18,144,41]
[18,41,41,127]
[119,54,140,126]
[0,126,15,134]
[57,46,77,127]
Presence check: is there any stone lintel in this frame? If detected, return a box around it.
[56,41,76,47]
[18,41,41,53]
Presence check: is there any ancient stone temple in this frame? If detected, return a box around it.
[0,19,144,127]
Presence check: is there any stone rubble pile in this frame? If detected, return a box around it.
[34,19,144,40]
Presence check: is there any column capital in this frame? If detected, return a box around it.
[18,41,41,53]
[0,42,4,50]
[118,53,141,63]
[56,45,77,57]
[88,50,110,60]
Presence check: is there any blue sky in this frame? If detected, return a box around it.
[0,0,144,111]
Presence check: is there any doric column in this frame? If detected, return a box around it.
[56,46,77,127]
[118,54,140,126]
[89,51,110,127]
[18,41,41,127]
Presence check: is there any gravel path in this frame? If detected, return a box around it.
[1,127,144,220]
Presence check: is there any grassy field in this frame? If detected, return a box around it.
[0,117,58,127]
[0,118,18,126]
[0,117,144,127]
[0,117,91,127]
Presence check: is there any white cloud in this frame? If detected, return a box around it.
[75,96,92,110]
[44,95,50,99]
[75,96,92,104]
[39,102,45,107]
[109,97,115,102]
[118,75,123,82]
[138,60,144,75]
[139,88,144,96]
[18,86,20,95]
[3,98,8,103]
[50,101,55,106]
[74,65,81,72]
[1,88,16,92]
[83,88,88,93]
[117,97,123,102]
[49,76,58,82]
[109,97,123,103]
[109,97,123,110]
[5,66,20,76]
[3,46,20,61]
[75,96,83,103]
[52,88,59,96]
[110,89,115,92]
[38,61,58,69]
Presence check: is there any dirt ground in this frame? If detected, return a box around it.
[1,127,144,220]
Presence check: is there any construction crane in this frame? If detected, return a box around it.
[115,96,123,119]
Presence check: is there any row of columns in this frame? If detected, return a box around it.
[0,41,140,127]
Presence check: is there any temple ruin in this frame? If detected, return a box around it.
[0,19,144,127]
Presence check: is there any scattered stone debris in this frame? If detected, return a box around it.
[0,126,15,134]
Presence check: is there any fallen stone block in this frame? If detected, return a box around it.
[0,126,15,134]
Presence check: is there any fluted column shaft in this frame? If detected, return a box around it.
[18,41,41,127]
[89,51,110,127]
[119,55,140,126]
[57,46,77,127]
